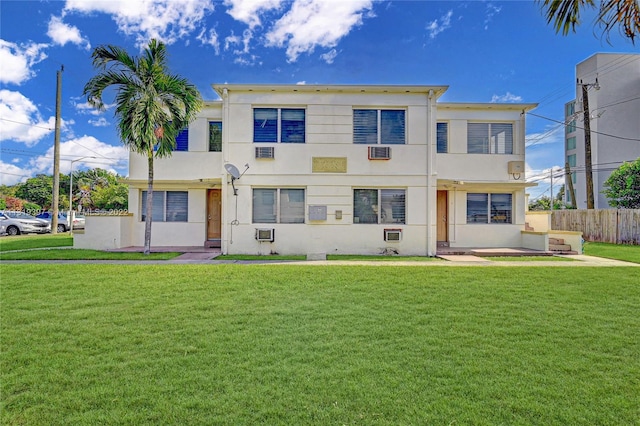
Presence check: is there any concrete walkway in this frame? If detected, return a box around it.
[3,254,638,266]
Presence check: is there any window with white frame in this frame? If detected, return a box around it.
[467,193,512,224]
[353,189,405,224]
[353,109,406,144]
[253,108,305,143]
[253,188,305,223]
[467,123,513,154]
[141,191,188,222]
[209,121,222,152]
[437,122,448,153]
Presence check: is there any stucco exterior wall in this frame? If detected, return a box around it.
[74,215,133,250]
[89,84,538,254]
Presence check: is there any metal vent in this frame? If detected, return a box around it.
[368,146,391,160]
[384,229,402,242]
[255,146,275,159]
[255,228,275,242]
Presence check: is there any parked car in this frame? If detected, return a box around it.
[0,211,51,235]
[36,211,86,232]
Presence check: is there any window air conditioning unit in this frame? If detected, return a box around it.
[255,146,275,159]
[368,146,391,160]
[255,228,275,242]
[384,229,402,242]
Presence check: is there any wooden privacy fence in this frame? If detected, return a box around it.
[551,209,640,245]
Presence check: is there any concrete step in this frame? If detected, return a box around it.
[549,243,571,251]
[549,238,565,245]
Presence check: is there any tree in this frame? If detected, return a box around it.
[538,0,640,44]
[83,39,202,254]
[603,158,640,208]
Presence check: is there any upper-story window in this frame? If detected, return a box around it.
[209,121,222,152]
[437,122,448,153]
[254,108,305,143]
[467,123,513,154]
[353,109,405,144]
[566,120,576,134]
[565,101,575,117]
[174,128,188,151]
[566,136,576,151]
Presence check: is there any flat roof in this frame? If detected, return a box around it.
[437,102,538,112]
[212,83,449,98]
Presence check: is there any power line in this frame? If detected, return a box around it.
[526,111,640,142]
[0,117,54,131]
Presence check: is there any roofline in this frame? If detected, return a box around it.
[437,102,538,112]
[212,83,449,98]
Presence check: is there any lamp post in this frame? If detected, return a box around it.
[69,156,95,234]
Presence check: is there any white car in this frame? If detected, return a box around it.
[0,211,51,235]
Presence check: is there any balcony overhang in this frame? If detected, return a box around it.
[124,179,222,189]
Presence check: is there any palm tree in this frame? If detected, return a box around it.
[83,39,202,254]
[538,0,639,44]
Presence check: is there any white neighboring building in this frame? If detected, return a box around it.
[77,84,539,256]
[564,53,640,208]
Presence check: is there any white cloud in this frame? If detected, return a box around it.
[320,48,338,64]
[224,0,283,28]
[525,124,563,147]
[0,162,31,186]
[426,10,453,39]
[224,29,259,64]
[64,0,214,47]
[88,117,110,127]
[484,3,502,30]
[0,39,48,85]
[265,0,374,62]
[0,90,56,146]
[0,137,127,185]
[196,28,220,54]
[32,136,129,176]
[73,99,112,116]
[491,92,523,103]
[47,16,91,50]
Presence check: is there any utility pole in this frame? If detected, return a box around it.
[565,161,577,209]
[52,66,63,233]
[580,78,598,209]
[550,167,554,210]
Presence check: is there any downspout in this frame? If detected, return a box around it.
[427,89,436,256]
[222,87,230,254]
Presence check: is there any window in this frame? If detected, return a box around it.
[354,109,405,145]
[174,128,188,151]
[467,193,512,224]
[354,189,405,224]
[253,108,305,143]
[566,120,576,134]
[209,121,222,152]
[253,188,305,223]
[565,101,575,117]
[141,191,188,222]
[566,136,576,151]
[571,172,577,183]
[568,154,576,168]
[467,123,513,154]
[437,122,448,153]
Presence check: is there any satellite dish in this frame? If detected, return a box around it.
[224,163,241,179]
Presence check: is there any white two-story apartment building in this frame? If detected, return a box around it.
[79,84,537,256]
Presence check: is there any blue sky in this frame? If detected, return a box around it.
[1,0,638,199]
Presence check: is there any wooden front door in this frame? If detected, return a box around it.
[207,189,221,241]
[437,190,448,243]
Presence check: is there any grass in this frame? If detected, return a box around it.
[481,256,575,262]
[0,249,181,261]
[584,242,640,264]
[0,233,72,252]
[2,264,639,425]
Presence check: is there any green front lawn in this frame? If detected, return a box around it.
[0,233,72,252]
[584,242,640,264]
[0,249,180,261]
[2,265,639,424]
